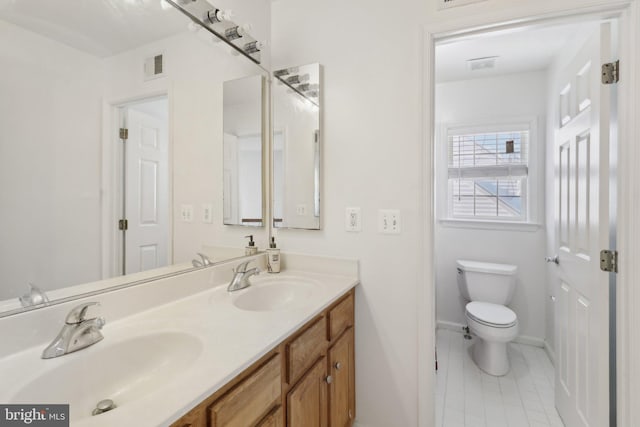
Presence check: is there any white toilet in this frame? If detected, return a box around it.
[456,259,518,376]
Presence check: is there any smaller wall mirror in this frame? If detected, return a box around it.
[223,75,265,226]
[272,63,321,230]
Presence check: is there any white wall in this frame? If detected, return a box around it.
[0,20,104,300]
[434,71,549,343]
[271,2,427,426]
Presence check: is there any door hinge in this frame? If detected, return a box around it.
[119,128,129,140]
[600,249,618,273]
[118,219,128,231]
[602,60,619,84]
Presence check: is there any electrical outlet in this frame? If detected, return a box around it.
[378,209,401,234]
[296,204,307,216]
[345,207,362,232]
[202,203,213,223]
[181,204,194,223]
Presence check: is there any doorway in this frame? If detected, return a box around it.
[431,15,618,427]
[116,96,170,275]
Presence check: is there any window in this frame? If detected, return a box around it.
[444,122,533,222]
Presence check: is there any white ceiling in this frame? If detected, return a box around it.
[435,21,600,83]
[0,0,188,57]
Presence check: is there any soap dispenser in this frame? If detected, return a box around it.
[267,237,281,273]
[245,235,258,256]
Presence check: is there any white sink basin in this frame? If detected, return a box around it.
[232,277,320,311]
[11,331,203,422]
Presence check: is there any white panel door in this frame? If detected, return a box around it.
[554,23,613,427]
[124,106,169,274]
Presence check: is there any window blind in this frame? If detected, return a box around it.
[447,129,530,220]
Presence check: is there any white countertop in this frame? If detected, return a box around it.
[0,267,358,426]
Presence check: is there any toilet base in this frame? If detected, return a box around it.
[472,338,510,376]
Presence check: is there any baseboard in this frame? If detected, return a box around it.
[436,320,545,348]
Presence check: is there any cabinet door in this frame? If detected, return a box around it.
[328,328,355,427]
[287,357,328,427]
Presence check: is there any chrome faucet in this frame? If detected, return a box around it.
[192,252,213,268]
[227,261,260,292]
[19,284,49,308]
[42,302,105,359]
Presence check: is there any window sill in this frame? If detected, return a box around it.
[438,218,542,232]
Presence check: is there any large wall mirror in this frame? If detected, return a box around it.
[272,63,322,230]
[0,0,269,316]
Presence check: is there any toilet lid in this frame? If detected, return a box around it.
[466,301,517,328]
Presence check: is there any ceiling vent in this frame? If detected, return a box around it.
[144,53,165,81]
[438,0,487,10]
[467,56,499,71]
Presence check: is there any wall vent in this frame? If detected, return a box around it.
[467,56,499,71]
[144,53,165,80]
[438,0,487,10]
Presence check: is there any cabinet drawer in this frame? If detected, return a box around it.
[328,294,354,341]
[286,317,327,384]
[210,354,281,427]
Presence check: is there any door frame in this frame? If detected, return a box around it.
[419,1,640,426]
[100,90,174,279]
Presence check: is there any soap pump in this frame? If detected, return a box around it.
[266,237,281,273]
[245,235,257,256]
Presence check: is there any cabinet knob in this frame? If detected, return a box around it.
[334,362,342,371]
[325,375,333,384]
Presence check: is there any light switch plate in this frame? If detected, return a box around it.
[345,207,362,232]
[181,204,194,223]
[378,209,401,234]
[202,203,213,223]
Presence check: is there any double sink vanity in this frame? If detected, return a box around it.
[0,254,358,426]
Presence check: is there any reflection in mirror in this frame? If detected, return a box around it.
[0,0,269,316]
[272,63,321,230]
[223,76,265,227]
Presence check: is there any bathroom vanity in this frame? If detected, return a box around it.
[172,289,355,427]
[0,254,358,427]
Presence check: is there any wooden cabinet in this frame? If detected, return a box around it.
[257,406,283,427]
[171,288,355,427]
[286,317,327,384]
[209,355,281,427]
[287,357,328,427]
[328,294,354,341]
[173,407,206,427]
[328,328,355,427]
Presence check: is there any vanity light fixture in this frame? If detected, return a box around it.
[165,0,263,64]
[243,41,263,54]
[274,68,319,107]
[224,26,245,40]
[286,74,310,85]
[205,8,231,24]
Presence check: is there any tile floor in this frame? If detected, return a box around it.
[435,329,565,427]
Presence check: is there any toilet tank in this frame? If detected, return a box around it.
[456,260,517,305]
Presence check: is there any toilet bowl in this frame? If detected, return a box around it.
[465,301,518,376]
[456,260,518,376]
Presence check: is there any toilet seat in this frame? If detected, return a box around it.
[466,301,517,328]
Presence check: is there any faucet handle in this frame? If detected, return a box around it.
[233,260,251,274]
[65,302,100,325]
